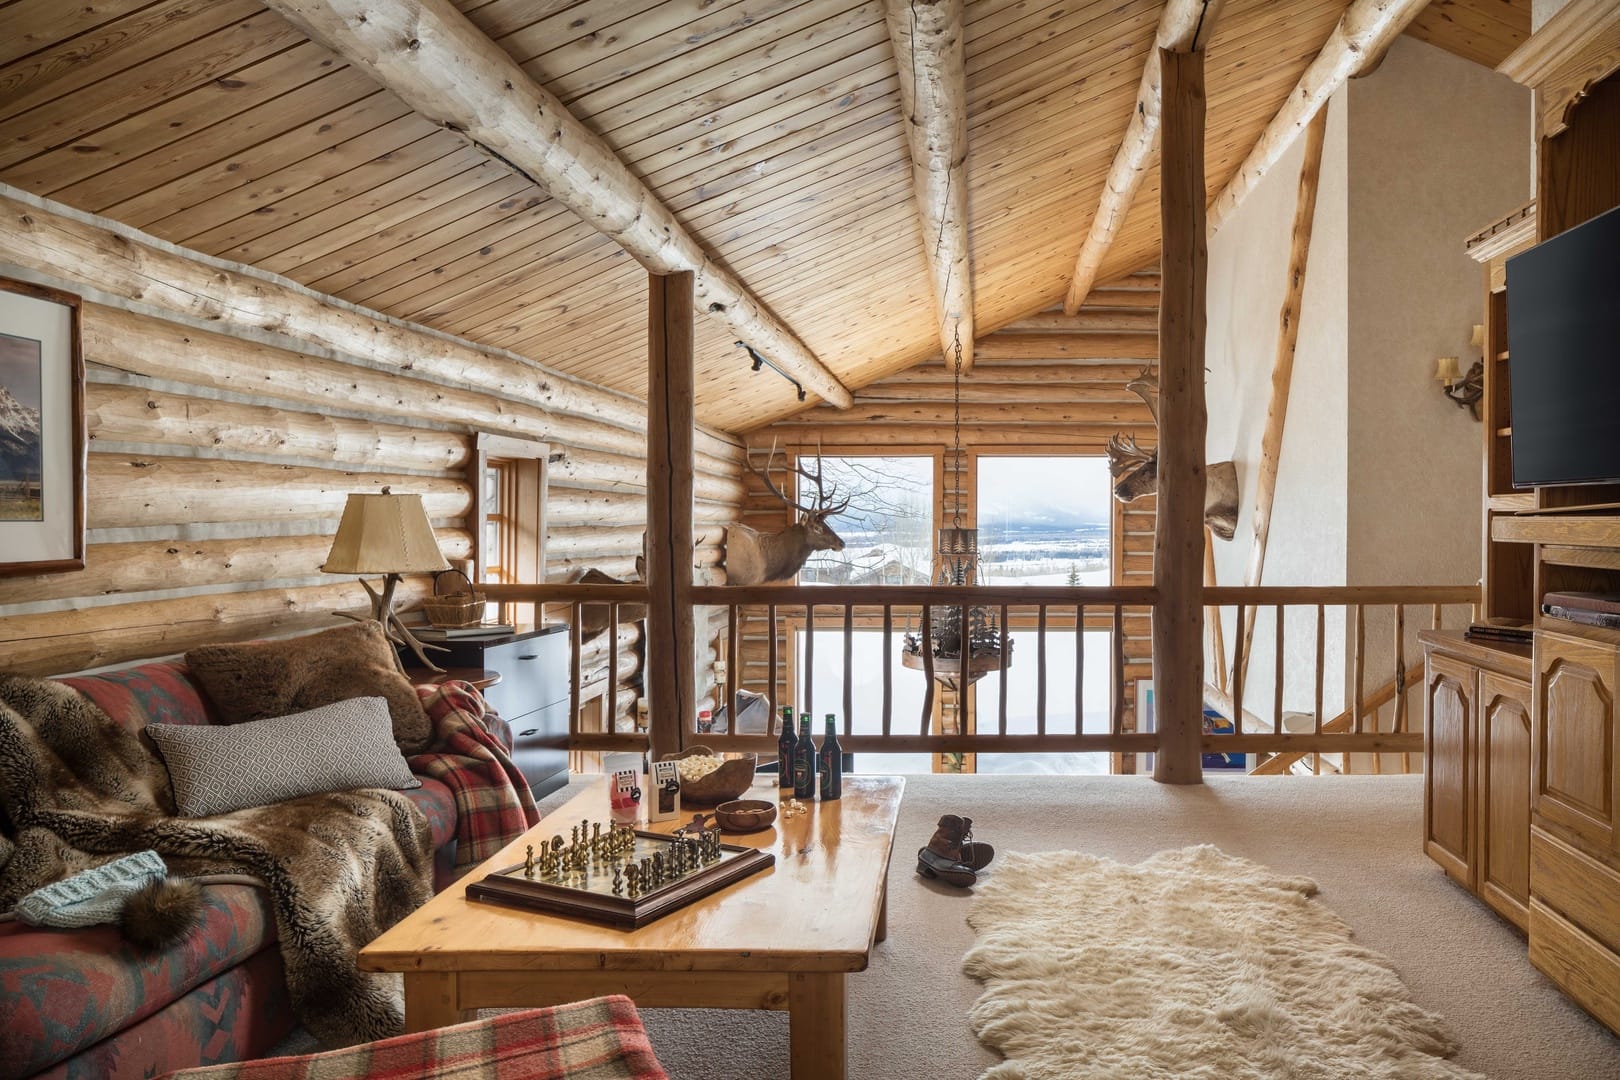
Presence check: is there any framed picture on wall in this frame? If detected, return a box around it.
[0,277,84,576]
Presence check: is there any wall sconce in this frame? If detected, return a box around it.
[1434,355,1484,420]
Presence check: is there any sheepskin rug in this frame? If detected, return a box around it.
[962,845,1484,1079]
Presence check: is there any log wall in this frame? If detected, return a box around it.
[738,275,1161,768]
[0,189,745,693]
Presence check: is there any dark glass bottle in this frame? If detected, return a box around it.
[792,713,817,799]
[777,705,797,790]
[819,713,842,801]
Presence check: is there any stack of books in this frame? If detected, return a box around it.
[1465,618,1533,645]
[1542,592,1620,630]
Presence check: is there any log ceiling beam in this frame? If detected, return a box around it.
[260,0,853,409]
[885,0,974,370]
[1206,0,1430,234]
[1063,0,1225,315]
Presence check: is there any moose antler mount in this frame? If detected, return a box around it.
[1107,373,1240,541]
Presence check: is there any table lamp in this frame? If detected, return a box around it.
[323,487,451,672]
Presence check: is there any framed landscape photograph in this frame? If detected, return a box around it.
[0,278,84,576]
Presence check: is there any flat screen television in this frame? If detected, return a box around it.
[1506,204,1620,489]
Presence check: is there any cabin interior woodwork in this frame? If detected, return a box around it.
[8,0,1620,1074]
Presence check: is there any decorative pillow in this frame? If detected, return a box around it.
[185,622,432,753]
[147,697,421,817]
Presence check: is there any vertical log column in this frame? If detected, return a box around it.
[1152,47,1208,784]
[645,272,697,760]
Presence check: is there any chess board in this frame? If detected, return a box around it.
[466,818,775,929]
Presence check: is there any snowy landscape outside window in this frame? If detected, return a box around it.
[795,456,933,586]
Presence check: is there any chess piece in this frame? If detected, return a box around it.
[524,845,535,879]
[626,865,640,896]
[612,865,624,894]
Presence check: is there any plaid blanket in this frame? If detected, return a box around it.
[409,681,540,869]
[157,997,667,1079]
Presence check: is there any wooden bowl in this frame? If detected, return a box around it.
[713,799,777,833]
[661,745,756,806]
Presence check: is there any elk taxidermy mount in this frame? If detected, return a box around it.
[724,439,850,587]
[1108,373,1240,540]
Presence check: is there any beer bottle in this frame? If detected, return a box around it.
[792,712,817,799]
[819,713,843,801]
[777,705,797,790]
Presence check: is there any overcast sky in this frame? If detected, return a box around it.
[978,456,1113,526]
[0,334,42,412]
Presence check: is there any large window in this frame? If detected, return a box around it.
[973,454,1115,774]
[796,455,933,585]
[976,455,1112,586]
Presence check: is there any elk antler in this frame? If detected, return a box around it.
[1106,433,1155,477]
[784,438,851,516]
[745,438,851,517]
[1125,371,1160,427]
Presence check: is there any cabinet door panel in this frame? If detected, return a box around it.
[1534,632,1619,852]
[1479,670,1533,928]
[1425,652,1475,886]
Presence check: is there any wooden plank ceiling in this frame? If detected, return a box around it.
[3,0,1381,432]
[1405,0,1531,70]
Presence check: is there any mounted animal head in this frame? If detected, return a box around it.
[723,439,851,587]
[1106,373,1240,542]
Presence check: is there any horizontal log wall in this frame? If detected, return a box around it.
[740,286,1161,768]
[0,189,746,685]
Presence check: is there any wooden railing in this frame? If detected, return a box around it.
[479,581,1481,774]
[1202,585,1481,773]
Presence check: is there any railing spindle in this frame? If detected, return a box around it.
[999,603,1010,737]
[1112,604,1125,736]
[1037,604,1048,737]
[1352,603,1365,735]
[843,603,854,736]
[607,603,620,734]
[1431,603,1442,631]
[804,603,815,722]
[1313,602,1325,775]
[570,601,583,738]
[767,603,778,731]
[1232,604,1246,730]
[1273,604,1285,736]
[1394,603,1408,774]
[726,604,739,726]
[1074,603,1085,737]
[920,605,936,736]
[881,605,893,737]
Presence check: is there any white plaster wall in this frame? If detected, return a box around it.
[1346,37,1532,591]
[1206,92,1351,725]
[1533,0,1573,31]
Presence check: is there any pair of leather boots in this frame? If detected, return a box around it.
[915,814,993,888]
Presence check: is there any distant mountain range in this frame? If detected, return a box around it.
[0,383,42,483]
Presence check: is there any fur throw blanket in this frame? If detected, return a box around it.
[0,676,434,1047]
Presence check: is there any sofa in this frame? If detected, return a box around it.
[0,658,538,1080]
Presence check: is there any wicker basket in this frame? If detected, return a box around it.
[421,569,487,628]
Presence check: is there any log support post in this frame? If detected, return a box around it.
[645,271,697,759]
[1152,47,1208,785]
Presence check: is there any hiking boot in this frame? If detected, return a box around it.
[958,816,995,871]
[915,814,991,888]
[916,846,977,888]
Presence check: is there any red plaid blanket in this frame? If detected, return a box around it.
[158,997,667,1079]
[409,680,540,869]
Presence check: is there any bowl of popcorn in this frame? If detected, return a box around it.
[662,745,756,805]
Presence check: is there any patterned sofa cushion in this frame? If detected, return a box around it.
[0,884,277,1078]
[60,662,216,736]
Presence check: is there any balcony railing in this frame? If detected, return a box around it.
[479,581,1480,774]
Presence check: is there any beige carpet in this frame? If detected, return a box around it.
[540,774,1620,1079]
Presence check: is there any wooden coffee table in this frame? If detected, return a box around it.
[360,774,904,1080]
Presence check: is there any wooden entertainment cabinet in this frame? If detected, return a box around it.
[1423,0,1620,1036]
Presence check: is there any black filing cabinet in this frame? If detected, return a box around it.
[423,625,571,798]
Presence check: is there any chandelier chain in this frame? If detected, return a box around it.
[951,323,965,530]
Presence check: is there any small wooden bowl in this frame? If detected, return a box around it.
[661,745,756,806]
[713,798,778,833]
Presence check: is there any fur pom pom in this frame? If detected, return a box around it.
[121,877,203,950]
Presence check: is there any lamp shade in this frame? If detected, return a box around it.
[322,490,450,575]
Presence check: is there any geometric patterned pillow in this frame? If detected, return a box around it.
[146,696,421,817]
